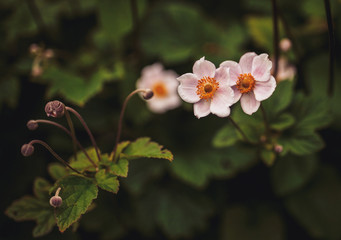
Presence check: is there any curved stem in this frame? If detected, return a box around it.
[324,0,335,96]
[65,107,102,163]
[29,140,83,175]
[112,89,149,161]
[64,108,78,161]
[35,119,98,170]
[271,0,279,79]
[228,117,252,144]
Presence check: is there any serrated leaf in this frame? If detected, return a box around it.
[5,178,55,237]
[212,124,240,148]
[95,170,119,193]
[69,148,99,173]
[260,149,276,166]
[55,175,98,232]
[270,113,295,130]
[122,137,173,161]
[110,158,129,177]
[48,162,68,180]
[112,141,130,161]
[171,147,257,188]
[271,154,318,196]
[279,130,324,156]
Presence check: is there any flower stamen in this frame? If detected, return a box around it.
[196,76,219,100]
[152,82,168,98]
[236,73,256,93]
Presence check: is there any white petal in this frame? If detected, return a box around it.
[254,76,277,101]
[232,86,242,104]
[193,57,216,79]
[147,94,181,113]
[220,61,242,86]
[239,52,257,73]
[210,87,234,117]
[251,53,272,82]
[193,100,211,119]
[177,73,200,103]
[214,67,230,88]
[141,63,163,79]
[240,92,260,115]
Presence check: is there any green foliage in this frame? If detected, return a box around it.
[54,175,98,232]
[48,163,68,180]
[5,178,55,237]
[0,77,20,109]
[109,158,129,177]
[95,170,120,193]
[212,123,240,148]
[69,147,99,172]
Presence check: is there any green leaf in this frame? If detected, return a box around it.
[260,149,276,166]
[112,141,130,161]
[271,154,318,196]
[48,163,68,180]
[284,167,341,239]
[0,77,20,109]
[279,130,324,156]
[171,146,257,188]
[122,137,173,161]
[95,170,120,193]
[212,124,240,148]
[55,175,98,232]
[270,113,295,130]
[5,178,55,237]
[109,158,129,177]
[221,204,285,240]
[69,147,99,173]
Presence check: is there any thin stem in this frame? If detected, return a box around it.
[130,0,141,58]
[34,119,98,170]
[29,140,83,175]
[228,117,252,144]
[112,89,149,161]
[55,187,61,197]
[65,107,102,163]
[260,104,270,137]
[25,0,46,32]
[271,0,279,79]
[64,108,78,161]
[324,0,335,96]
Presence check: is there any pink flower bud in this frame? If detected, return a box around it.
[49,196,62,208]
[44,49,54,59]
[29,44,40,55]
[142,89,154,100]
[279,38,292,52]
[21,144,34,157]
[27,120,38,130]
[45,101,65,118]
[274,144,283,153]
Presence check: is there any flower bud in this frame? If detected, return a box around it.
[274,144,283,153]
[279,38,292,52]
[44,49,54,59]
[49,195,62,208]
[29,44,40,55]
[31,65,42,77]
[45,100,65,118]
[142,89,154,100]
[21,144,34,157]
[27,120,38,130]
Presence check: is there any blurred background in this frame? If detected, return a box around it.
[1,0,341,239]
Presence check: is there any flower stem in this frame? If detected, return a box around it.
[25,0,46,33]
[260,104,270,137]
[29,139,83,175]
[324,0,335,96]
[34,119,98,170]
[65,107,102,163]
[271,0,279,79]
[64,107,78,161]
[228,117,252,144]
[112,89,149,161]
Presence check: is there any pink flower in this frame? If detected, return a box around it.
[274,57,296,82]
[177,57,234,119]
[136,63,181,113]
[220,52,276,115]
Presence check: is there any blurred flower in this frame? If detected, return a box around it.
[220,52,276,115]
[279,38,292,52]
[136,63,181,113]
[273,57,296,82]
[177,57,234,119]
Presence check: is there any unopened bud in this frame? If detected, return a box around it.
[274,144,283,153]
[279,38,292,52]
[27,120,38,130]
[44,49,54,59]
[31,65,42,77]
[142,89,154,100]
[45,101,65,118]
[29,44,40,55]
[21,144,34,157]
[50,187,62,207]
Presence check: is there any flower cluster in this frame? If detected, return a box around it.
[177,52,277,118]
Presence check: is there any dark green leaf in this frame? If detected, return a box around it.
[122,137,173,161]
[271,154,318,196]
[55,175,98,232]
[69,148,99,173]
[34,177,52,200]
[109,158,129,177]
[260,149,276,166]
[48,163,68,180]
[0,77,20,109]
[270,113,295,130]
[95,169,120,193]
[212,124,239,148]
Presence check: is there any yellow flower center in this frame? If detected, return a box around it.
[152,82,168,98]
[196,76,219,100]
[236,73,256,93]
